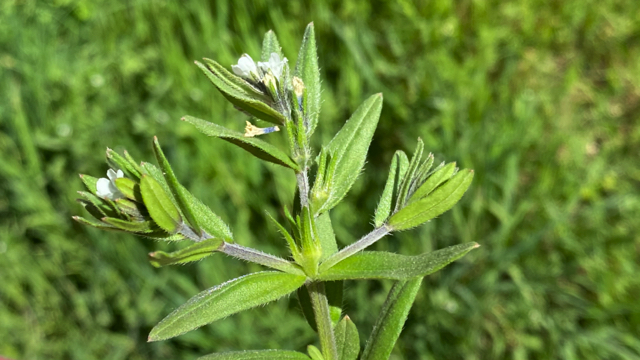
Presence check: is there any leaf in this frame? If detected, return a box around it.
[148,237,224,267]
[72,215,118,231]
[394,139,424,210]
[307,345,324,360]
[101,217,154,233]
[261,30,284,62]
[183,116,299,171]
[140,174,182,234]
[114,177,142,202]
[79,174,99,195]
[360,279,423,360]
[316,212,338,261]
[409,161,456,203]
[335,316,360,360]
[373,152,399,227]
[152,137,201,235]
[198,350,311,360]
[317,243,479,281]
[148,271,306,341]
[196,60,287,125]
[311,94,383,214]
[295,22,321,135]
[388,169,474,231]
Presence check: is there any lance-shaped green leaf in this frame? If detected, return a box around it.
[408,161,456,203]
[295,22,321,135]
[394,139,424,210]
[317,243,479,281]
[262,30,284,61]
[72,215,118,231]
[183,116,299,171]
[77,191,119,218]
[198,350,311,360]
[335,316,360,360]
[140,174,182,234]
[360,278,423,360]
[311,94,383,214]
[196,60,287,125]
[149,271,306,341]
[148,237,224,267]
[152,137,202,235]
[388,169,474,231]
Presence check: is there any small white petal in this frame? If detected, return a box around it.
[107,169,118,181]
[116,169,124,178]
[96,178,114,198]
[232,54,257,78]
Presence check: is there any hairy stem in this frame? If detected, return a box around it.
[220,242,304,275]
[296,169,310,208]
[319,225,391,272]
[307,282,338,360]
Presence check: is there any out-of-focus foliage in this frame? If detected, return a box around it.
[1,1,639,359]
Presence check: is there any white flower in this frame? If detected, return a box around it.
[96,169,124,200]
[258,53,288,79]
[231,54,258,79]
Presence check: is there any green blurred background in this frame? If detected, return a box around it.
[1,0,639,359]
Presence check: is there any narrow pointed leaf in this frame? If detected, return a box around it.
[183,116,299,171]
[262,30,284,61]
[360,279,423,360]
[316,212,338,261]
[198,350,311,360]
[295,23,321,135]
[311,94,383,214]
[388,169,474,231]
[149,237,224,267]
[395,139,424,210]
[72,215,118,231]
[149,271,306,341]
[409,161,456,203]
[77,191,119,218]
[140,175,182,234]
[318,243,479,281]
[335,316,360,360]
[79,174,99,195]
[196,61,286,125]
[101,217,154,233]
[373,153,399,227]
[114,198,144,218]
[200,58,268,100]
[152,137,202,235]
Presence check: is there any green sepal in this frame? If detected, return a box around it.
[114,177,142,202]
[388,169,474,231]
[79,174,99,195]
[198,350,311,360]
[266,211,301,263]
[318,243,479,281]
[148,271,306,341]
[335,316,360,360]
[183,116,300,171]
[409,161,456,204]
[101,217,154,233]
[295,23,321,136]
[307,345,324,360]
[374,153,399,227]
[311,94,383,214]
[114,198,144,218]
[140,175,182,234]
[106,148,142,180]
[360,279,423,360]
[196,60,287,125]
[394,139,424,210]
[77,199,107,220]
[148,237,224,267]
[77,191,119,218]
[152,137,202,236]
[72,215,118,231]
[261,30,284,62]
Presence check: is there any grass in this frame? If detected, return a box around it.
[1,0,639,359]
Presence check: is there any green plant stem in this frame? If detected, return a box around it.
[319,225,391,272]
[307,281,338,360]
[220,242,305,275]
[296,169,309,208]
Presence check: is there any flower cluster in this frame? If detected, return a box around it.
[232,53,288,81]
